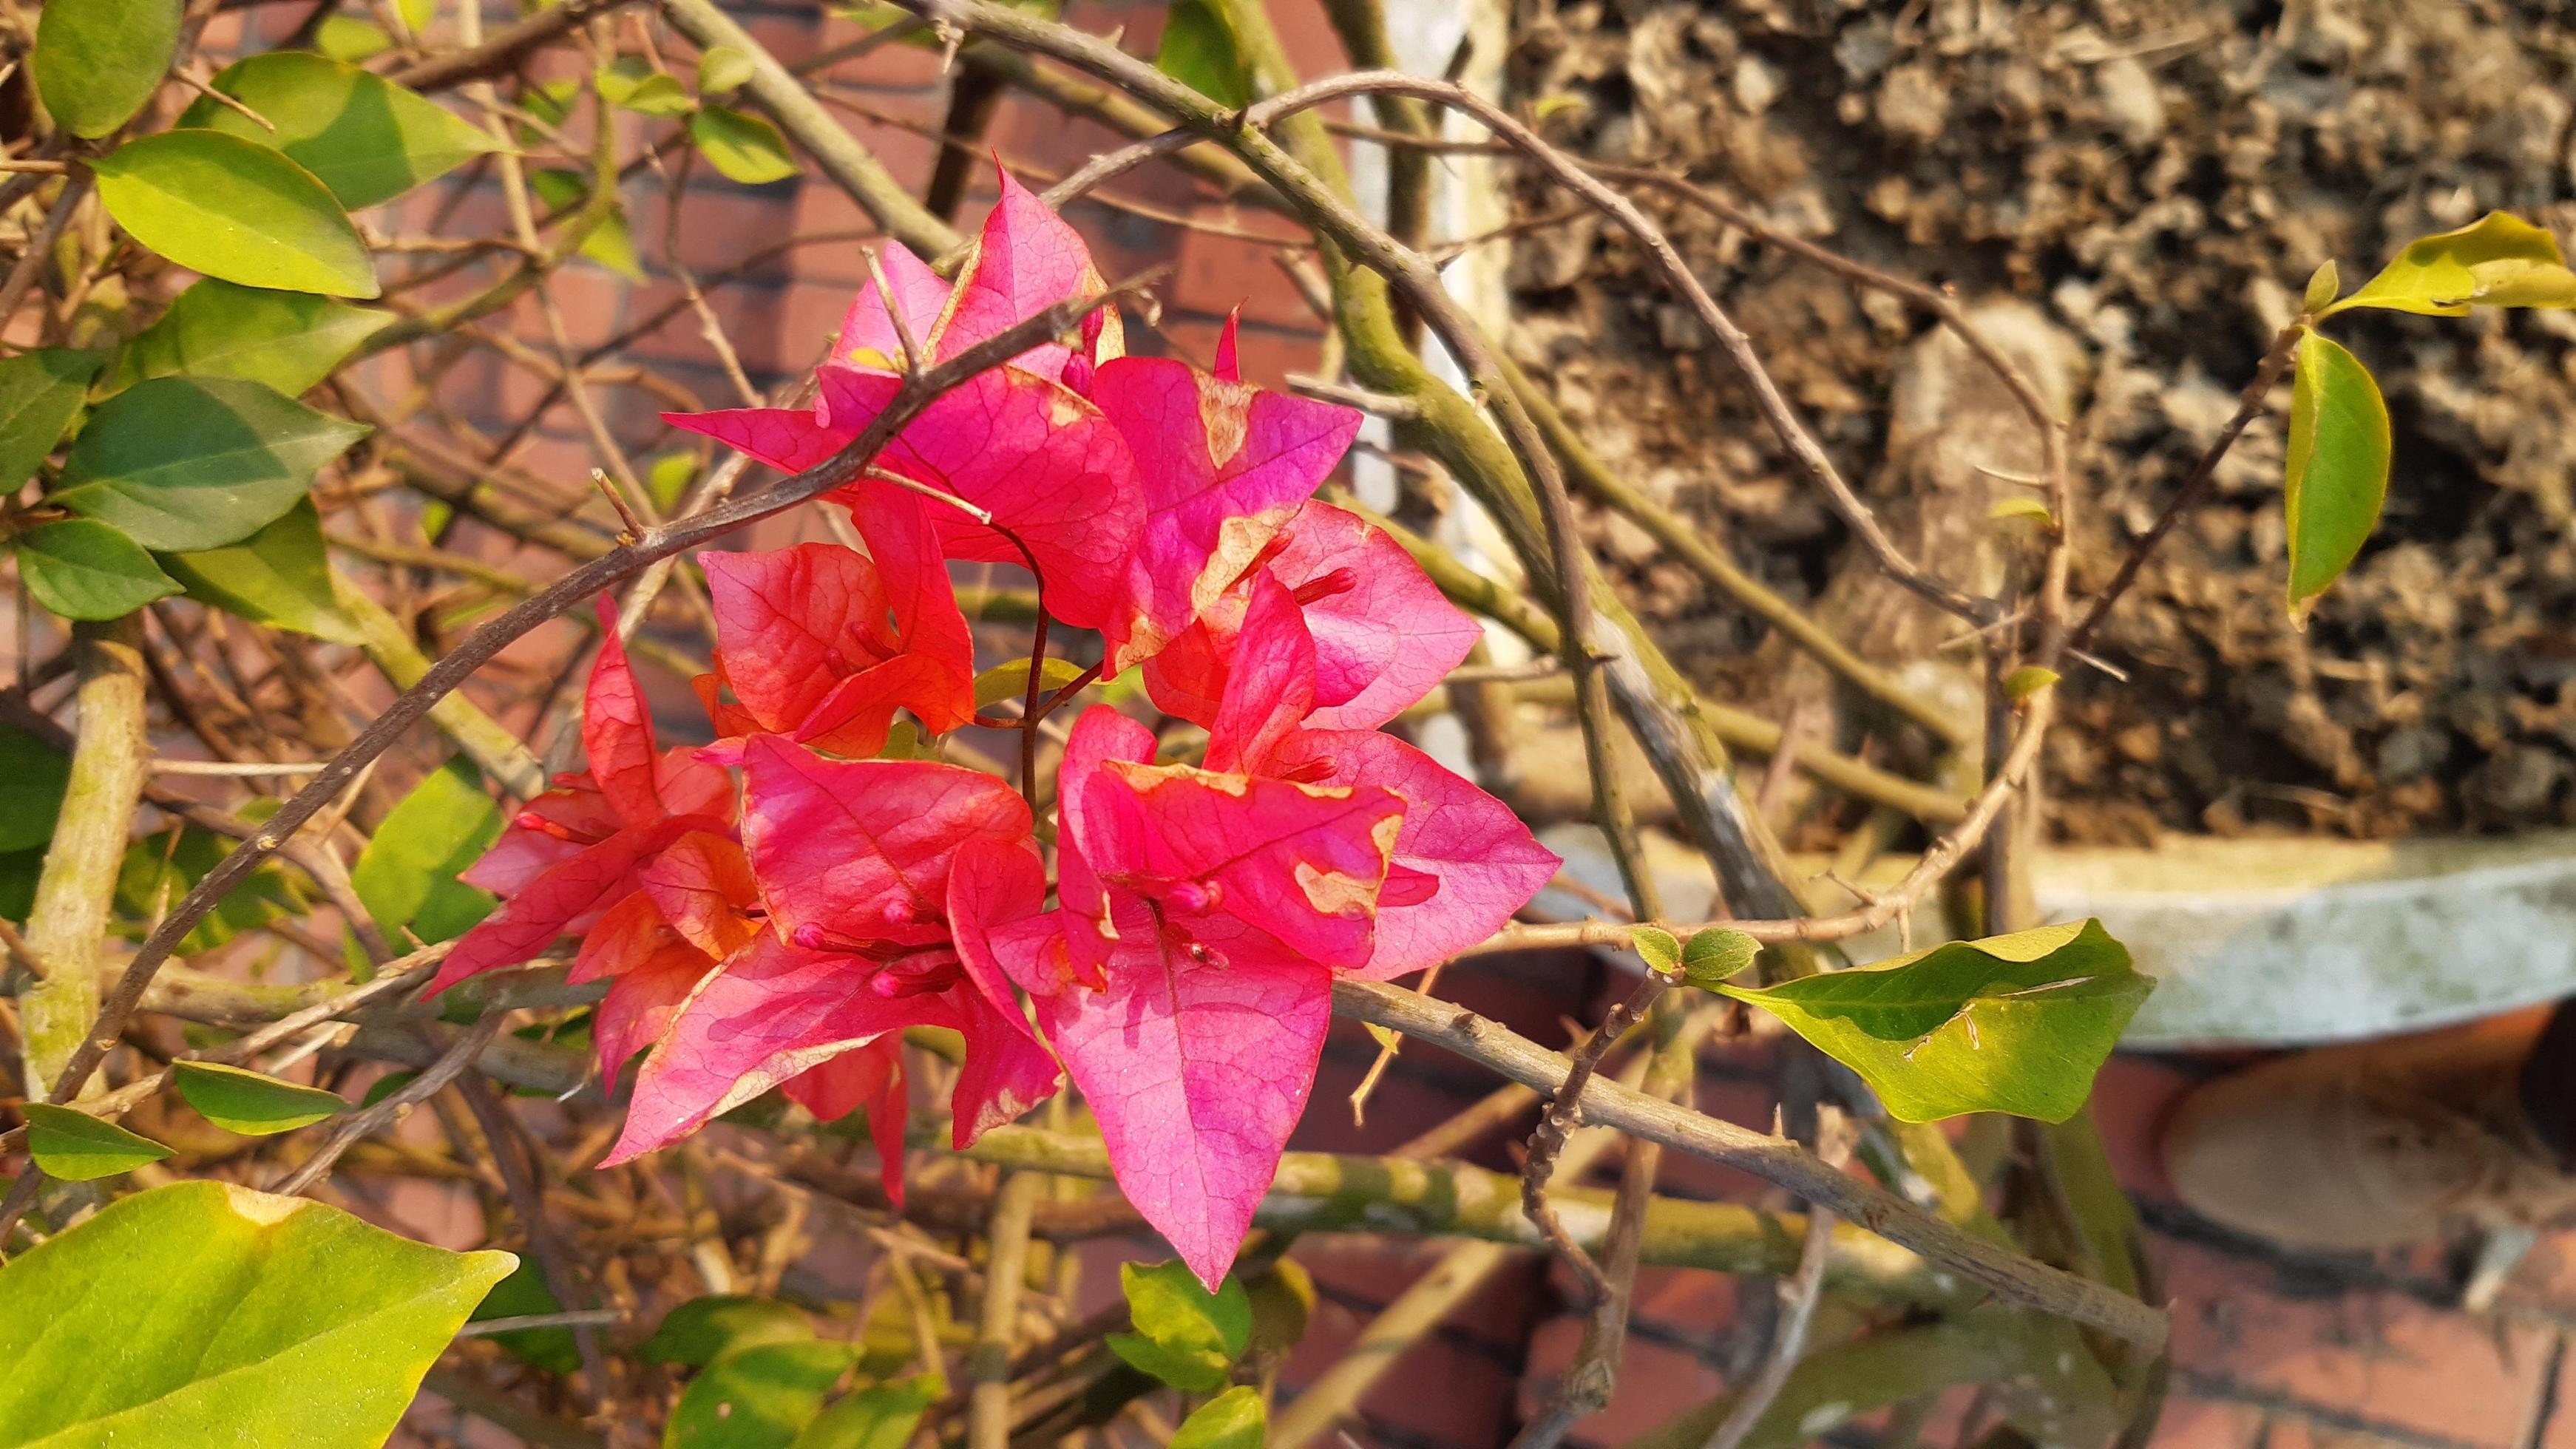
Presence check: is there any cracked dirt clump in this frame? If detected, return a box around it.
[1504,0,2576,842]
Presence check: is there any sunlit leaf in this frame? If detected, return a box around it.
[350,757,504,950]
[0,1182,512,1445]
[109,279,388,398]
[160,500,366,644]
[91,131,379,299]
[1155,0,1250,108]
[2003,665,2059,702]
[1630,925,1681,974]
[171,1060,349,1136]
[2325,211,2576,317]
[22,1103,174,1181]
[971,656,1090,710]
[1169,1386,1265,1449]
[666,1340,858,1448]
[1104,1260,1250,1393]
[689,106,799,184]
[787,1377,938,1449]
[0,349,106,488]
[53,377,369,552]
[599,58,696,118]
[2282,329,2391,622]
[1713,919,2150,1123]
[178,52,506,210]
[33,0,180,138]
[314,15,393,62]
[698,46,756,97]
[1680,927,1759,989]
[529,169,644,281]
[641,1297,816,1369]
[16,518,180,620]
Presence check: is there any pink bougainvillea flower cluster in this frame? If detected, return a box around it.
[434,168,1558,1283]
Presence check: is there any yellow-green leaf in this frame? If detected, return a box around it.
[529,169,643,281]
[0,349,106,487]
[788,1376,938,1449]
[109,279,388,398]
[1713,919,2151,1123]
[1105,1260,1250,1394]
[1680,927,1759,989]
[640,1296,815,1368]
[698,46,756,96]
[1987,497,2053,526]
[172,1060,349,1136]
[16,518,181,620]
[315,14,394,61]
[33,0,180,138]
[1154,0,1250,108]
[22,1102,174,1181]
[0,1182,513,1445]
[350,757,503,949]
[91,130,379,299]
[2302,258,2340,315]
[54,376,370,552]
[599,58,696,118]
[689,106,799,185]
[178,52,506,211]
[972,656,1090,710]
[160,500,367,644]
[2002,665,2059,702]
[666,1340,858,1448]
[2282,330,2391,622]
[2325,211,2576,317]
[1170,1387,1265,1449]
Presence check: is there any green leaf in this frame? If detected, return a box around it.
[0,1181,514,1445]
[648,452,698,512]
[0,724,71,853]
[1105,1260,1250,1393]
[1630,924,1681,975]
[117,821,312,955]
[109,279,389,398]
[1712,919,2151,1124]
[22,1103,174,1181]
[1986,497,2053,526]
[1241,1258,1314,1357]
[641,1296,816,1368]
[178,53,506,210]
[2002,665,2059,702]
[16,518,181,620]
[2302,259,2340,315]
[1170,1386,1266,1449]
[529,169,643,281]
[1155,0,1250,108]
[0,847,41,924]
[972,656,1090,710]
[52,376,368,552]
[689,106,799,184]
[2326,211,2576,317]
[91,130,379,299]
[467,1258,582,1374]
[350,757,504,948]
[2282,330,2391,622]
[33,0,180,139]
[788,1377,938,1449]
[0,349,107,487]
[160,500,365,643]
[698,46,757,97]
[171,1060,348,1136]
[1680,927,1760,989]
[314,15,394,63]
[599,58,696,118]
[665,1340,859,1449]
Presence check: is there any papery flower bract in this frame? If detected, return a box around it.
[1143,501,1482,731]
[697,532,976,759]
[1207,575,1561,981]
[429,600,733,996]
[952,705,1403,1288]
[1086,313,1363,671]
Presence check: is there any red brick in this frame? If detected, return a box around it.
[1519,1315,1727,1447]
[2160,1238,2555,1448]
[2141,1396,2267,1448]
[1627,1266,1742,1341]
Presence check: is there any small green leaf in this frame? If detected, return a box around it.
[53,376,369,552]
[91,130,379,299]
[2002,665,2059,702]
[178,52,506,210]
[599,58,696,118]
[172,1060,349,1136]
[22,1103,174,1181]
[1242,1258,1315,1358]
[350,757,504,949]
[1712,919,2150,1123]
[1105,1260,1250,1393]
[665,1340,859,1449]
[1987,497,2053,526]
[699,46,757,96]
[396,0,438,32]
[109,279,389,398]
[788,1376,938,1449]
[0,349,107,487]
[33,0,180,138]
[160,500,365,643]
[1154,0,1250,108]
[0,1181,514,1446]
[468,1258,582,1374]
[1680,927,1760,989]
[972,656,1090,710]
[641,1296,816,1368]
[1170,1386,1266,1449]
[689,106,800,184]
[2282,329,2391,622]
[2302,259,2340,315]
[117,821,312,955]
[2325,211,2576,317]
[529,169,644,280]
[1630,924,1681,975]
[315,14,394,62]
[0,724,71,853]
[648,452,699,512]
[16,518,181,620]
